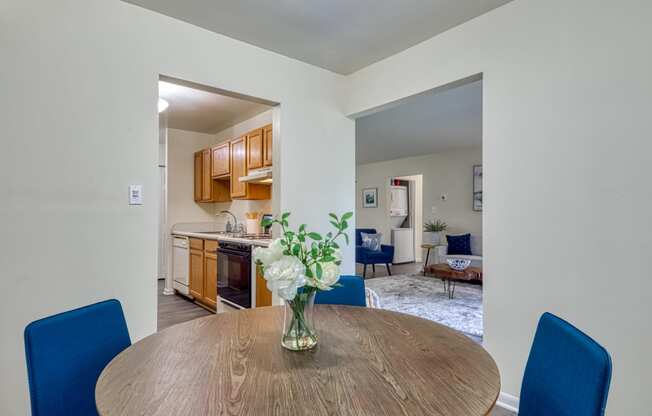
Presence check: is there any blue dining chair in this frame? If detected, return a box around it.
[315,275,366,307]
[24,299,131,416]
[519,312,612,416]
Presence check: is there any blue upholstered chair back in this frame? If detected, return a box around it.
[519,312,612,416]
[355,228,376,246]
[315,275,366,307]
[24,299,131,416]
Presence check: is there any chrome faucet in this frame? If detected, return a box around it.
[220,210,238,233]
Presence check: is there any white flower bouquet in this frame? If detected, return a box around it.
[253,211,352,351]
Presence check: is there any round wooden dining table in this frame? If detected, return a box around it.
[96,306,500,416]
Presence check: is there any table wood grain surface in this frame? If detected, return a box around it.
[96,306,500,416]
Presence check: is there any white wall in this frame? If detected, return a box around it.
[356,146,482,250]
[167,129,217,231]
[0,1,354,414]
[347,0,652,413]
[213,109,273,143]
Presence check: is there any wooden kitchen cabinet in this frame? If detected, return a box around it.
[255,264,272,307]
[246,128,264,170]
[263,124,273,167]
[230,136,247,198]
[189,238,218,311]
[194,149,231,203]
[230,136,271,200]
[211,142,230,178]
[203,240,218,310]
[194,152,202,201]
[189,239,204,300]
[201,149,212,200]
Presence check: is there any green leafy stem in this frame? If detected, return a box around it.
[260,211,352,280]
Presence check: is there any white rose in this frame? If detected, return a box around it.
[264,256,307,300]
[306,261,340,290]
[253,238,284,267]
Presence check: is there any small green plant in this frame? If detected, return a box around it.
[423,219,448,233]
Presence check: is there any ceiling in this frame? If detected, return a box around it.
[124,0,512,74]
[356,79,482,165]
[159,81,271,134]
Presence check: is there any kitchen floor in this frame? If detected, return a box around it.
[157,280,237,331]
[156,281,515,416]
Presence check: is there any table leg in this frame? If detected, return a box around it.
[442,279,456,299]
[423,248,431,276]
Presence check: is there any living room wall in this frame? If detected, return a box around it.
[356,146,482,250]
[347,0,652,412]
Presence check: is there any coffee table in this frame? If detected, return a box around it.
[424,263,483,299]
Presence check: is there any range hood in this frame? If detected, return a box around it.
[239,167,273,184]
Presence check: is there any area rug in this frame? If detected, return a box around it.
[365,274,483,341]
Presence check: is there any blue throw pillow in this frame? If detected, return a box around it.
[446,234,472,255]
[361,232,382,251]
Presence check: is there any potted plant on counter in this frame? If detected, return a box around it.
[254,211,352,351]
[423,219,448,245]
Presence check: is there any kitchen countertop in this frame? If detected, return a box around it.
[172,231,271,247]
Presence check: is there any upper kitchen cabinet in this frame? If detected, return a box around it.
[194,151,202,201]
[194,150,231,203]
[230,136,271,200]
[246,128,264,170]
[230,136,247,198]
[211,142,230,178]
[263,124,273,167]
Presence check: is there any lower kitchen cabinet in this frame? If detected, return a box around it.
[189,239,204,300]
[203,241,218,310]
[256,264,272,307]
[189,238,219,311]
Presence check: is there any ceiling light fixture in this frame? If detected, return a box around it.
[158,98,169,113]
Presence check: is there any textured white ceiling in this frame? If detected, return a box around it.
[356,80,482,165]
[124,0,512,74]
[158,81,271,134]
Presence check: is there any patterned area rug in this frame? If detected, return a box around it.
[365,274,483,341]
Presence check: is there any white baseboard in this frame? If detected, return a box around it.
[496,392,519,413]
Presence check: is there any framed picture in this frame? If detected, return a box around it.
[473,165,483,211]
[362,188,378,208]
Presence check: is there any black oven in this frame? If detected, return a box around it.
[217,242,251,308]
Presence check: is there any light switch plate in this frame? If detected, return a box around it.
[129,185,143,205]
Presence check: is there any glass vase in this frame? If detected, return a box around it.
[282,290,317,351]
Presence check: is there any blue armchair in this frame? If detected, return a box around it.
[356,228,394,278]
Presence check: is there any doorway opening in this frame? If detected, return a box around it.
[156,76,279,330]
[354,76,484,342]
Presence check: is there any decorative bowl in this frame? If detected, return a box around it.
[446,258,471,271]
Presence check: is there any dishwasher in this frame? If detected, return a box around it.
[172,236,190,296]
